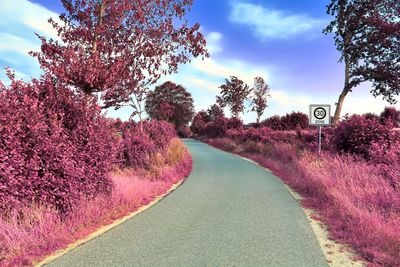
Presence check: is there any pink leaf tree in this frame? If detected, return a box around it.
[250,77,271,124]
[324,0,400,124]
[217,76,251,118]
[31,0,209,109]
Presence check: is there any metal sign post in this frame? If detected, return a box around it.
[318,125,322,154]
[309,104,331,154]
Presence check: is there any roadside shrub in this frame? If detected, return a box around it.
[363,112,379,121]
[226,128,244,140]
[237,127,271,143]
[190,111,209,134]
[142,120,176,150]
[262,112,309,131]
[226,117,244,130]
[0,75,116,213]
[368,131,400,165]
[331,115,391,159]
[241,140,270,155]
[262,115,283,130]
[281,112,309,130]
[380,107,400,128]
[120,130,156,168]
[202,117,228,137]
[208,138,239,153]
[177,125,192,138]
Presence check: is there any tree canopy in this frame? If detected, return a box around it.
[31,0,208,105]
[145,81,195,128]
[324,0,400,123]
[217,76,251,118]
[250,77,271,123]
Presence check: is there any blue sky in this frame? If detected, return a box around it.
[0,0,398,122]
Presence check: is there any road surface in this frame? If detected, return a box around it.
[48,139,328,267]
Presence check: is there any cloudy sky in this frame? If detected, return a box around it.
[0,0,398,122]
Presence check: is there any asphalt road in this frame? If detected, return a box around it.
[48,139,328,267]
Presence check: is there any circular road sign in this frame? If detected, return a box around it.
[314,107,327,120]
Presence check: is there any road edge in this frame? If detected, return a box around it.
[35,178,186,267]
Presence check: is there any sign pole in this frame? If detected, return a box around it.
[318,125,322,154]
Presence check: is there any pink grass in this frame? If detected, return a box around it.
[0,147,192,267]
[205,137,400,266]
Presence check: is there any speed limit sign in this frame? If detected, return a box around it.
[309,104,331,126]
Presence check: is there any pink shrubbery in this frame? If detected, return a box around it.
[261,112,309,130]
[0,75,116,213]
[200,107,400,266]
[0,139,192,266]
[0,71,191,265]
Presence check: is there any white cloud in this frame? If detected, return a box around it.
[0,0,61,81]
[0,0,60,39]
[0,33,40,55]
[192,57,270,86]
[181,76,220,92]
[206,32,223,55]
[271,90,311,108]
[229,2,325,40]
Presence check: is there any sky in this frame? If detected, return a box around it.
[0,0,398,123]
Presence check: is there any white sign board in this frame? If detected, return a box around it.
[309,104,331,126]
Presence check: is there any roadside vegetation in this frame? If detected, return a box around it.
[192,106,400,266]
[0,0,205,266]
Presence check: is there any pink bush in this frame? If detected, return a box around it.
[0,75,116,213]
[0,140,192,266]
[332,115,391,159]
[202,118,228,137]
[119,130,156,168]
[380,107,400,128]
[190,111,210,135]
[142,120,176,150]
[262,112,309,131]
[177,125,192,138]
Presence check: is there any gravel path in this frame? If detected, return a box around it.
[48,139,328,267]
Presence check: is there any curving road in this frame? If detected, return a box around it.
[48,139,328,267]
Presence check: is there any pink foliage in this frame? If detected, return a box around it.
[202,108,400,265]
[0,143,192,266]
[190,111,210,135]
[0,75,116,213]
[142,120,176,150]
[331,115,392,159]
[262,112,309,131]
[177,125,192,138]
[380,107,400,128]
[119,130,156,168]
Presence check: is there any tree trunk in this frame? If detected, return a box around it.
[333,90,349,124]
[333,55,351,125]
[92,0,107,53]
[138,112,143,132]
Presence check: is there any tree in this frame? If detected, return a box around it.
[250,77,271,123]
[324,0,400,124]
[207,103,225,121]
[190,111,210,134]
[145,81,194,128]
[31,0,208,105]
[217,76,251,118]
